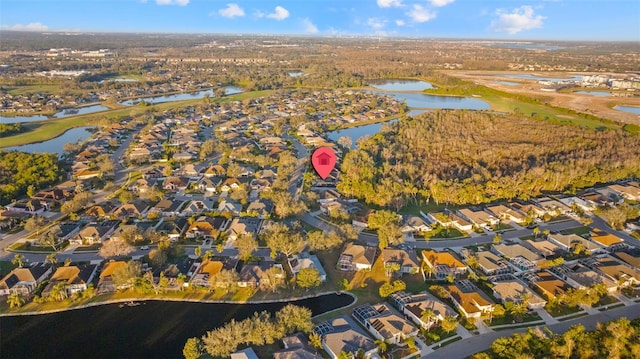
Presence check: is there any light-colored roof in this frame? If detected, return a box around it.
[534,272,571,298]
[613,252,640,268]
[50,266,81,283]
[458,208,496,225]
[321,317,375,357]
[493,243,542,262]
[596,258,640,282]
[492,280,546,306]
[382,249,419,268]
[476,251,507,272]
[548,233,600,251]
[402,292,457,319]
[369,304,416,339]
[525,240,560,257]
[422,250,466,269]
[343,243,377,266]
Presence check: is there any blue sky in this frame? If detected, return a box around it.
[1,0,639,41]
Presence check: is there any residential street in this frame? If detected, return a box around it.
[424,302,640,359]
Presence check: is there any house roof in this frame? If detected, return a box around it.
[491,280,546,306]
[525,240,561,257]
[590,229,623,246]
[230,348,259,359]
[421,250,466,269]
[595,258,640,282]
[401,292,457,320]
[368,303,416,339]
[534,272,572,298]
[458,208,496,225]
[381,249,419,268]
[317,317,375,357]
[100,261,127,278]
[612,251,640,268]
[548,233,600,251]
[492,243,542,262]
[198,260,224,277]
[342,243,377,266]
[475,251,508,272]
[445,283,494,314]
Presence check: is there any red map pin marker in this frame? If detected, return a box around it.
[312,147,337,180]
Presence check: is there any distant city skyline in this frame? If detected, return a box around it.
[1,0,639,41]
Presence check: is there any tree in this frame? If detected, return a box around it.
[441,316,459,333]
[378,280,406,298]
[148,248,168,269]
[533,226,541,238]
[194,246,202,258]
[11,254,25,268]
[420,309,437,328]
[309,331,323,349]
[276,304,313,334]
[374,339,388,354]
[39,232,60,250]
[493,233,502,244]
[234,233,258,261]
[337,136,353,149]
[212,269,239,294]
[429,285,449,299]
[99,239,135,258]
[262,222,305,258]
[307,230,343,251]
[111,261,142,289]
[510,303,529,322]
[296,268,321,290]
[260,266,285,293]
[183,337,204,359]
[45,253,58,266]
[7,292,24,309]
[24,215,49,236]
[384,262,401,277]
[492,304,506,319]
[49,282,69,302]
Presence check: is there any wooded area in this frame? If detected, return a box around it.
[338,111,640,208]
[0,151,60,204]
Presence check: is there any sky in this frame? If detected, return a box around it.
[1,0,639,41]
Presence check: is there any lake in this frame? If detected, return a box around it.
[120,86,243,106]
[377,91,490,110]
[4,127,95,155]
[491,43,566,51]
[615,105,640,115]
[0,293,354,359]
[369,79,434,91]
[494,81,520,86]
[498,74,583,82]
[328,120,398,147]
[575,91,611,97]
[0,105,110,124]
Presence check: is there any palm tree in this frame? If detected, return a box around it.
[50,282,69,302]
[384,262,401,277]
[420,309,437,329]
[7,292,24,309]
[374,339,388,354]
[510,303,529,322]
[543,229,551,238]
[45,253,58,266]
[11,254,25,268]
[533,227,541,238]
[441,315,459,334]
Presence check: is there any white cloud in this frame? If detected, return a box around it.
[156,0,188,5]
[1,22,48,31]
[266,6,289,20]
[377,0,403,8]
[218,3,245,18]
[367,17,387,30]
[395,19,405,26]
[429,0,455,7]
[302,18,318,34]
[492,5,545,34]
[407,4,436,23]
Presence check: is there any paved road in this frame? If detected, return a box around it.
[591,214,640,247]
[301,214,585,250]
[424,302,640,358]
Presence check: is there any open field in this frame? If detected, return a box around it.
[444,71,640,126]
[0,90,275,147]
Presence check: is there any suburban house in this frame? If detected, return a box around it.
[593,257,640,288]
[401,215,431,239]
[554,263,617,292]
[53,222,83,242]
[608,183,640,201]
[486,205,526,223]
[547,233,601,254]
[490,278,547,309]
[42,263,98,297]
[524,239,562,259]
[187,216,229,239]
[352,303,418,344]
[227,217,262,241]
[237,261,283,288]
[381,248,420,275]
[492,243,543,271]
[156,218,189,241]
[444,280,495,318]
[148,199,185,218]
[218,200,242,216]
[246,199,274,219]
[389,291,457,329]
[182,199,218,215]
[97,261,128,293]
[162,176,189,192]
[113,200,150,219]
[337,243,377,271]
[190,259,225,287]
[273,333,321,359]
[313,316,377,359]
[421,249,468,280]
[230,348,259,359]
[0,263,53,297]
[457,208,499,228]
[530,271,573,300]
[612,251,640,269]
[83,203,115,219]
[288,253,327,282]
[427,211,473,232]
[589,229,624,248]
[509,202,546,218]
[196,176,221,193]
[71,220,118,245]
[221,178,241,192]
[535,197,571,215]
[474,251,511,275]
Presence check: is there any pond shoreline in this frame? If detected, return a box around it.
[0,290,356,318]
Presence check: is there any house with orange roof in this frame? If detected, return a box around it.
[590,228,623,247]
[97,261,128,293]
[42,263,98,297]
[190,259,224,287]
[444,280,495,318]
[421,250,468,280]
[531,271,572,300]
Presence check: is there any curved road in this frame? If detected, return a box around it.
[425,302,640,358]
